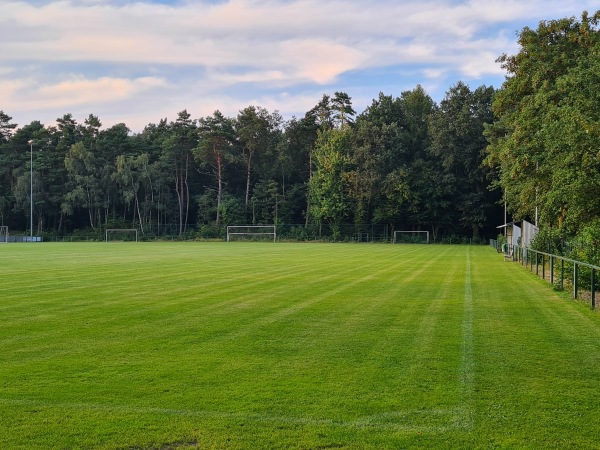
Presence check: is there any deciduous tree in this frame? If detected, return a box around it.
[309,128,352,239]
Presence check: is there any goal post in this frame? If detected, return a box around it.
[0,226,7,243]
[105,228,138,242]
[393,230,430,244]
[227,225,276,242]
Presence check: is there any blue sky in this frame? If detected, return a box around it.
[1,0,598,131]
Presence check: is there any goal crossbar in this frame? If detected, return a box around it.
[227,225,276,242]
[393,230,430,244]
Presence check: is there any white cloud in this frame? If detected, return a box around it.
[279,39,367,84]
[423,68,447,80]
[2,0,598,130]
[45,76,164,106]
[1,75,167,119]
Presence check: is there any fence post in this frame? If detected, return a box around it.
[592,269,596,310]
[521,247,524,265]
[542,254,545,281]
[574,263,578,300]
[550,255,554,285]
[520,247,523,265]
[561,259,564,291]
[536,252,539,276]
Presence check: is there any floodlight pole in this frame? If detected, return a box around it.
[504,189,507,239]
[28,139,33,239]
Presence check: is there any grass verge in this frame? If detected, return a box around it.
[1,243,600,449]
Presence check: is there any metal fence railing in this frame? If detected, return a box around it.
[490,240,599,310]
[4,236,43,243]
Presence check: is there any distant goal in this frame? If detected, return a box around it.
[393,230,430,244]
[105,228,138,242]
[227,225,276,242]
[0,226,7,243]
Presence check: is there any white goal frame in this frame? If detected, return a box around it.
[393,230,430,244]
[227,225,276,242]
[0,226,7,243]
[105,228,138,242]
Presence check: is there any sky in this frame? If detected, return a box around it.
[1,0,598,132]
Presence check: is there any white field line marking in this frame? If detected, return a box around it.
[1,397,463,433]
[460,246,474,430]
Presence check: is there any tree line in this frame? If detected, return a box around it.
[0,84,501,241]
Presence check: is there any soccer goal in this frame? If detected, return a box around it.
[393,230,430,244]
[227,225,276,242]
[0,226,7,243]
[105,228,138,242]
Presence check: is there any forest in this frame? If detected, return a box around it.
[0,83,499,243]
[1,11,599,253]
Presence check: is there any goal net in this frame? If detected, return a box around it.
[227,225,276,242]
[393,230,430,244]
[0,226,7,243]
[105,228,138,242]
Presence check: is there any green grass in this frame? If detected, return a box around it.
[2,242,600,449]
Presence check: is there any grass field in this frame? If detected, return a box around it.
[2,242,600,449]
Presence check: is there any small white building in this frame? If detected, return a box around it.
[521,220,539,248]
[497,220,538,249]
